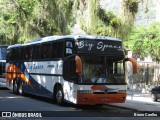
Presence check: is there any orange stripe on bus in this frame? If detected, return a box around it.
[7,64,33,88]
[91,85,108,90]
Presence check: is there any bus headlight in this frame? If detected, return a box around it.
[117,90,126,94]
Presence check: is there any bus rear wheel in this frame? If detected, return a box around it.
[55,86,64,105]
[13,79,18,95]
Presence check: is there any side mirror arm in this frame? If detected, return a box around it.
[125,58,138,74]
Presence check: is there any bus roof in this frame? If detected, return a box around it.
[0,45,8,47]
[8,35,71,49]
[72,35,120,41]
[7,35,122,49]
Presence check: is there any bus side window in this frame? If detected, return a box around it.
[25,47,30,60]
[52,42,57,58]
[12,49,17,61]
[24,46,32,61]
[24,47,28,60]
[28,47,33,60]
[36,45,41,60]
[32,46,37,60]
[15,48,20,60]
[57,42,63,58]
[52,41,63,59]
[19,47,24,61]
[42,43,51,59]
[6,50,11,62]
[12,49,15,61]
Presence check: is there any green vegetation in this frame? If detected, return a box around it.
[124,22,160,62]
[1,0,160,63]
[0,0,139,44]
[0,0,74,44]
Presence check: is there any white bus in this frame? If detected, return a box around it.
[0,45,8,88]
[6,35,137,105]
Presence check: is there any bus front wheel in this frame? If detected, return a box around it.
[151,92,157,102]
[54,86,64,105]
[18,80,24,95]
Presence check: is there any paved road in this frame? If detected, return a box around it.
[0,89,159,120]
[107,92,160,111]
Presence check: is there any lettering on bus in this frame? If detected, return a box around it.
[47,65,55,68]
[78,41,122,52]
[78,41,94,51]
[97,42,121,51]
[27,64,44,70]
[33,64,43,70]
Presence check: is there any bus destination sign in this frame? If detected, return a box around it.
[77,40,124,55]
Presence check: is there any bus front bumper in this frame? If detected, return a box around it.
[77,93,126,105]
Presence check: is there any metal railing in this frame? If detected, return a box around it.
[127,61,160,93]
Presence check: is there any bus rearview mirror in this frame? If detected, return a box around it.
[124,58,138,74]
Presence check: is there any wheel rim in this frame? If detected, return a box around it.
[13,81,17,92]
[19,81,22,94]
[151,93,156,100]
[56,90,63,103]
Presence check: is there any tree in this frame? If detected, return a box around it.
[0,0,139,44]
[73,0,139,41]
[0,0,37,44]
[124,22,160,62]
[0,0,74,44]
[32,0,74,36]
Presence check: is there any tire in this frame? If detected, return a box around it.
[18,80,24,96]
[55,86,64,105]
[151,92,157,102]
[13,79,18,95]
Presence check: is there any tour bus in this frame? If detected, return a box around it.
[0,45,8,88]
[6,35,137,105]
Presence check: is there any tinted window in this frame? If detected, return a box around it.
[15,48,19,60]
[19,47,25,60]
[7,48,17,61]
[25,46,33,60]
[6,49,11,61]
[36,45,41,59]
[42,43,51,59]
[32,45,37,60]
[11,49,17,60]
[52,41,64,59]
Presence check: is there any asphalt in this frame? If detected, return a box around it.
[1,82,160,112]
[107,91,160,111]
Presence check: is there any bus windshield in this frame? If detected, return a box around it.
[79,55,125,84]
